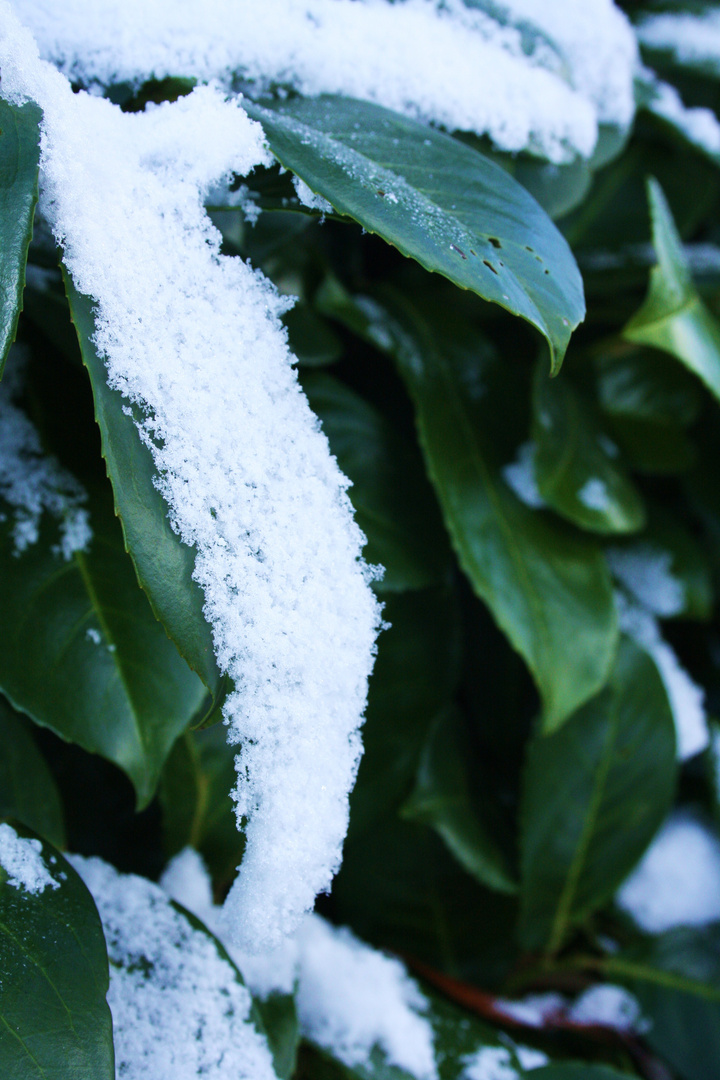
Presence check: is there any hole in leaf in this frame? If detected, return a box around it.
[470,249,478,257]
[544,269,550,275]
[450,244,468,260]
[535,255,543,263]
[483,260,498,274]
[488,237,502,249]
[525,246,534,252]
[377,189,386,197]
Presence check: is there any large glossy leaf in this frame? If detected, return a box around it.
[623,177,720,403]
[0,824,114,1079]
[532,368,645,535]
[356,291,616,731]
[519,638,677,953]
[605,924,720,1080]
[303,372,451,592]
[0,701,65,848]
[160,724,244,887]
[246,95,585,373]
[0,482,206,807]
[65,278,227,724]
[349,586,461,839]
[401,707,517,895]
[0,99,41,374]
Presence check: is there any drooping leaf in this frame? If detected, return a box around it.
[349,586,461,839]
[0,482,206,808]
[531,367,646,535]
[519,637,677,953]
[350,290,617,731]
[605,923,720,1080]
[0,824,114,1079]
[0,700,65,848]
[303,372,451,592]
[401,706,517,895]
[623,177,720,403]
[160,724,244,886]
[246,95,585,373]
[65,277,228,725]
[0,99,41,375]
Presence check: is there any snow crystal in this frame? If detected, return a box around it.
[617,810,720,933]
[616,592,708,760]
[0,351,92,559]
[0,823,59,894]
[462,1046,517,1080]
[10,0,637,164]
[494,993,565,1028]
[70,855,278,1080]
[578,477,610,512]
[567,985,647,1033]
[502,443,546,509]
[161,849,437,1079]
[206,181,263,224]
[1,6,382,951]
[638,10,720,77]
[85,627,102,645]
[607,544,684,617]
[292,175,333,215]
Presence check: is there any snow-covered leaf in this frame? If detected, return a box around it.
[0,824,114,1080]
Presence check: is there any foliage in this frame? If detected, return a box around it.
[4,2,720,1079]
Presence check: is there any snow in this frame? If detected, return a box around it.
[638,10,720,77]
[292,175,333,215]
[1,6,382,951]
[617,810,720,933]
[515,1046,549,1071]
[462,1046,517,1080]
[616,592,708,760]
[0,823,59,894]
[494,993,565,1029]
[70,855,278,1080]
[577,477,610,512]
[607,544,685,617]
[567,985,647,1033]
[0,350,92,559]
[161,848,438,1080]
[641,72,720,160]
[502,442,546,509]
[8,0,637,164]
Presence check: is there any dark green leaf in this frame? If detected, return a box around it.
[623,177,720,403]
[401,707,517,895]
[366,291,617,731]
[0,824,114,1079]
[0,483,206,807]
[519,638,677,953]
[0,701,65,848]
[349,587,461,839]
[594,345,702,427]
[284,304,342,367]
[530,1068,634,1080]
[64,277,227,725]
[532,368,645,535]
[303,372,451,592]
[160,725,244,887]
[245,96,585,373]
[255,993,300,1080]
[606,923,720,1080]
[603,413,696,476]
[0,99,41,374]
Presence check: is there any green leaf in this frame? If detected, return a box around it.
[245,95,585,373]
[349,586,461,839]
[64,277,227,725]
[401,707,517,895]
[0,482,206,808]
[160,724,244,886]
[605,924,720,1080]
[0,824,114,1079]
[623,177,720,403]
[303,372,451,592]
[284,304,342,367]
[365,291,617,731]
[0,99,41,375]
[519,637,677,953]
[532,367,646,535]
[255,993,300,1080]
[530,1069,634,1080]
[0,700,65,849]
[594,345,702,427]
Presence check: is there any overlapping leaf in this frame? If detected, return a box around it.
[0,701,65,848]
[246,95,585,373]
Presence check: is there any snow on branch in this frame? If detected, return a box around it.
[0,5,381,949]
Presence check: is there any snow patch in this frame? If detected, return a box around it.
[617,810,720,933]
[292,175,333,215]
[502,442,546,509]
[607,544,684,617]
[578,477,610,512]
[0,823,59,894]
[567,984,648,1033]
